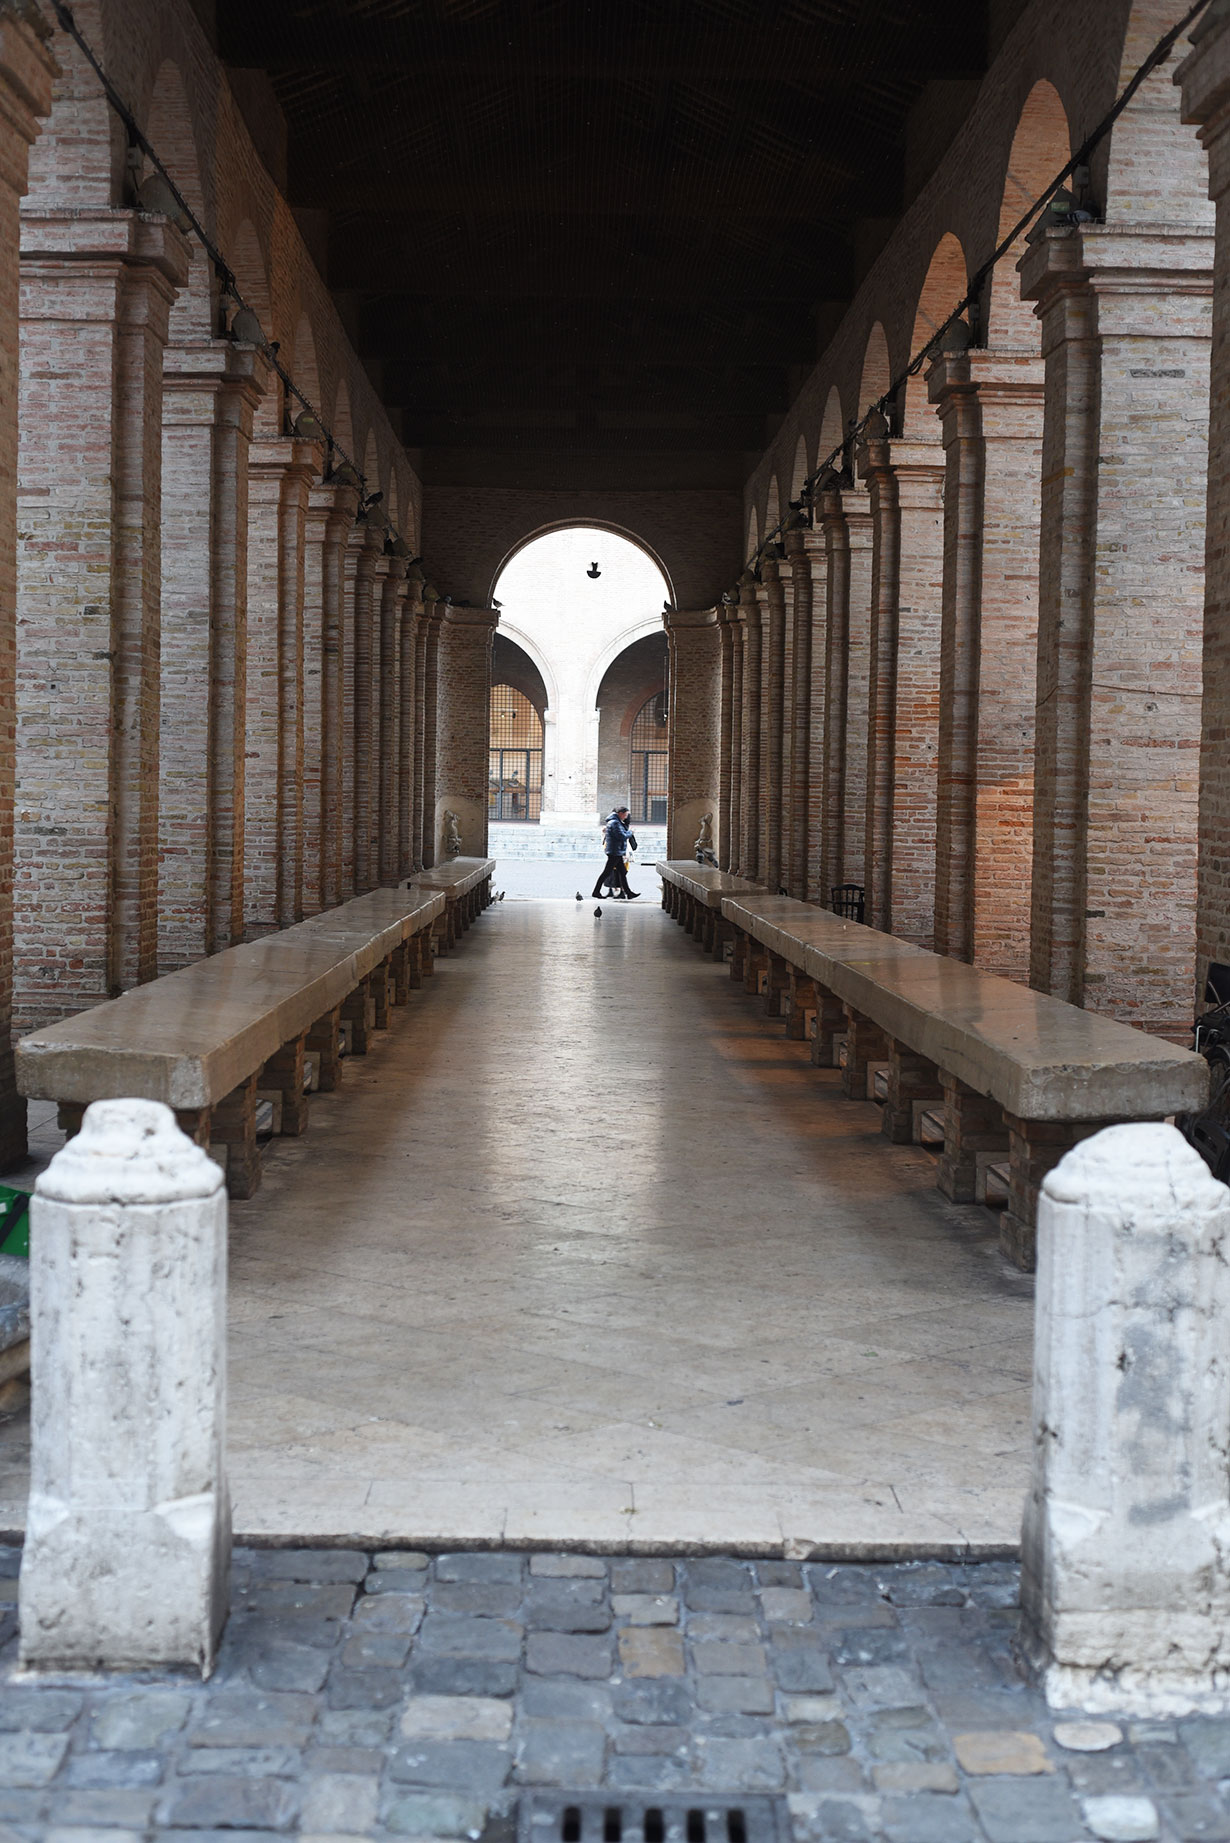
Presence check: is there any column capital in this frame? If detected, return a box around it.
[1018,223,1213,336]
[664,605,718,632]
[306,476,360,527]
[442,601,500,631]
[162,337,271,412]
[0,5,56,196]
[249,432,324,486]
[345,515,385,561]
[20,205,192,297]
[1179,6,1230,196]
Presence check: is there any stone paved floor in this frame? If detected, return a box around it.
[0,897,1033,1550]
[0,1547,1223,1842]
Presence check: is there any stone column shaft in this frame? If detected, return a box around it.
[818,487,850,901]
[717,604,735,871]
[1020,224,1211,1029]
[786,526,822,900]
[762,554,787,891]
[419,599,443,868]
[344,521,382,895]
[727,610,744,874]
[398,582,423,878]
[737,573,762,881]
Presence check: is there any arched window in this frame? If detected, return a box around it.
[630,693,669,826]
[489,684,544,822]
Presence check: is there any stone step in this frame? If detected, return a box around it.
[490,824,667,861]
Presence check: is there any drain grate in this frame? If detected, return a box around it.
[521,1794,788,1843]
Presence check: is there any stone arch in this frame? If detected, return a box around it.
[904,233,969,434]
[988,82,1071,349]
[362,428,380,503]
[145,57,213,341]
[488,520,676,611]
[26,1,119,209]
[230,218,278,433]
[763,479,781,548]
[746,505,761,561]
[1103,0,1211,228]
[790,435,811,502]
[493,621,559,716]
[288,310,323,432]
[817,385,844,471]
[492,635,549,719]
[858,323,892,419]
[584,618,670,716]
[331,378,356,473]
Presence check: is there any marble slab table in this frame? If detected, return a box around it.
[715,893,1208,1270]
[655,859,764,953]
[16,887,446,1197]
[407,857,495,949]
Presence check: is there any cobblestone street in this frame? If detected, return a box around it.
[0,1545,1226,1842]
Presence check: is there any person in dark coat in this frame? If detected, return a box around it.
[593,806,640,900]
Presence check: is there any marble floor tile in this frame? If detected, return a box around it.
[0,897,1034,1551]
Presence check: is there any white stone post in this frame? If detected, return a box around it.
[1021,1122,1230,1714]
[20,1100,230,1674]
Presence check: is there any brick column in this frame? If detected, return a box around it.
[737,570,762,881]
[246,433,322,932]
[843,493,874,891]
[856,421,945,943]
[342,519,382,896]
[17,208,188,1027]
[1020,225,1211,1029]
[434,604,498,859]
[0,6,55,1157]
[665,607,721,860]
[726,593,744,873]
[304,476,359,914]
[818,478,849,904]
[398,568,423,879]
[1181,9,1230,1007]
[761,552,787,891]
[785,519,822,900]
[160,340,267,967]
[418,588,443,868]
[928,341,1045,974]
[378,552,408,886]
[717,597,735,871]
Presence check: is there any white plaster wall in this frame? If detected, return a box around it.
[492,528,668,824]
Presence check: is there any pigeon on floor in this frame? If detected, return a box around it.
[594,906,602,918]
[498,890,505,900]
[576,892,583,901]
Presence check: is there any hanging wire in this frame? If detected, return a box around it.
[38,0,416,551]
[746,0,1215,571]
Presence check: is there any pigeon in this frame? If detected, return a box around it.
[594,906,602,918]
[576,892,583,902]
[498,890,505,901]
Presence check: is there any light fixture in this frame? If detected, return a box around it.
[587,562,601,579]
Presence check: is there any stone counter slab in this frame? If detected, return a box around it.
[656,861,764,907]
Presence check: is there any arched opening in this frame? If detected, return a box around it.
[146,59,213,343]
[1103,0,1211,228]
[905,232,969,432]
[488,684,544,824]
[595,631,669,826]
[858,323,892,418]
[989,82,1071,348]
[491,526,670,826]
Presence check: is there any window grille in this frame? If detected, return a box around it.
[489,684,544,822]
[629,692,668,826]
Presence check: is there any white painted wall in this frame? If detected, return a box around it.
[493,527,668,824]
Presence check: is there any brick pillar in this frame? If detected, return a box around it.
[726,595,744,873]
[785,519,822,900]
[761,552,787,891]
[398,571,423,879]
[344,516,381,895]
[665,607,721,860]
[246,433,322,932]
[818,478,848,904]
[843,493,874,891]
[928,342,1045,974]
[805,524,830,904]
[17,208,188,1027]
[1020,225,1211,1029]
[434,604,498,859]
[1181,11,1230,1007]
[160,340,267,967]
[856,422,945,943]
[305,476,358,914]
[737,570,762,881]
[418,589,443,868]
[717,597,735,872]
[378,552,407,886]
[0,8,55,1158]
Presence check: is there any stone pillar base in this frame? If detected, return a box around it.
[882,1043,943,1144]
[937,1074,1009,1203]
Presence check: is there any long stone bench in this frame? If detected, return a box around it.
[15,886,449,1199]
[408,856,495,950]
[671,880,1208,1270]
[656,860,764,954]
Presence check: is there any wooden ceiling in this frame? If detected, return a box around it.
[213,0,1003,489]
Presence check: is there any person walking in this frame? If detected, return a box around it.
[593,805,640,900]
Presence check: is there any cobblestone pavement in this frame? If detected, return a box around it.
[0,1548,1226,1841]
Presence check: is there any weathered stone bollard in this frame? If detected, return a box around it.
[20,1099,230,1674]
[1021,1121,1230,1713]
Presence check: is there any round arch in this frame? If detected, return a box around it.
[790,435,811,502]
[1103,0,1210,229]
[904,232,970,432]
[146,58,213,341]
[859,323,892,419]
[488,518,675,611]
[988,82,1070,348]
[493,619,561,716]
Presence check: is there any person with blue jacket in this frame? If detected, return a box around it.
[592,805,639,900]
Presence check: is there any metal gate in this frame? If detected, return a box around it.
[630,693,668,825]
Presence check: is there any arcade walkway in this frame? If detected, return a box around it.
[0,889,1034,1554]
